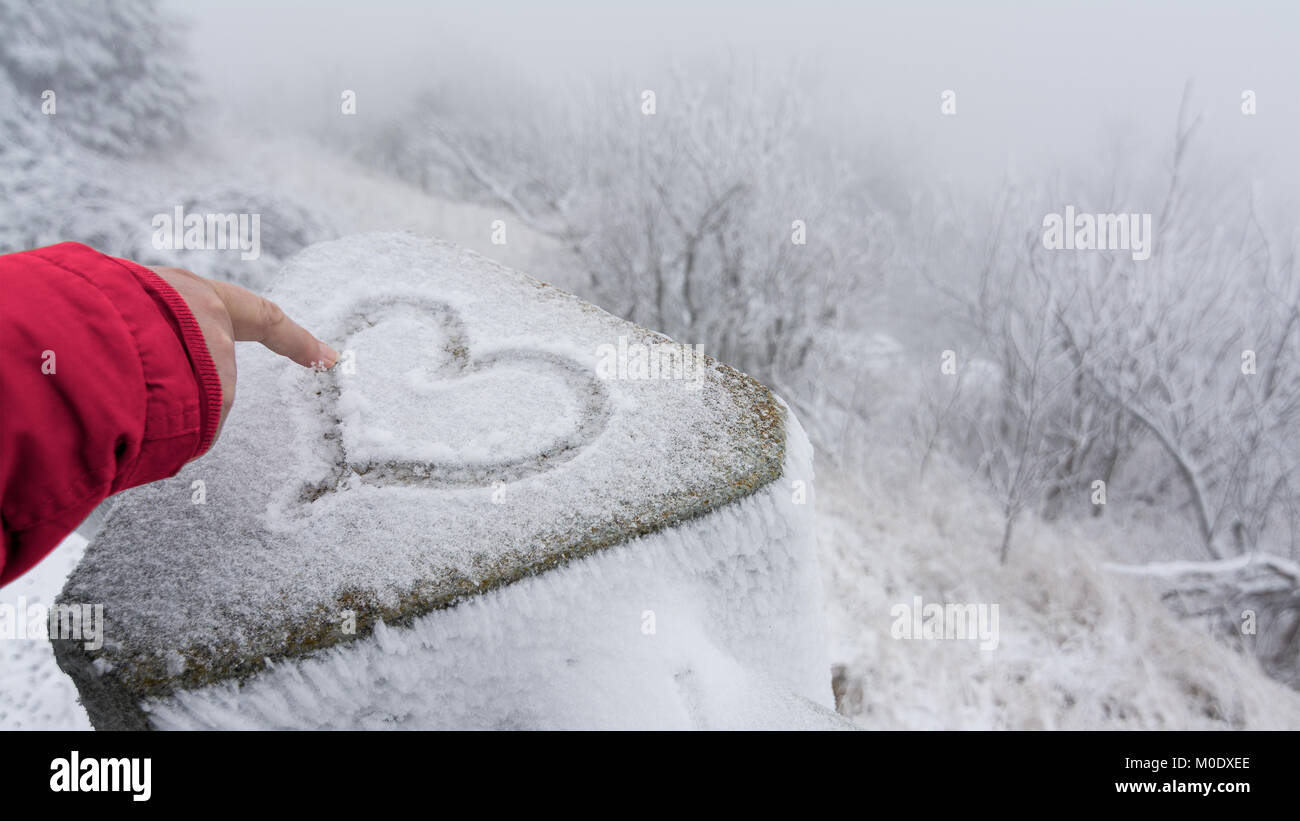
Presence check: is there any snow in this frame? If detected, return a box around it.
[1103,553,1300,580]
[817,447,1300,730]
[9,123,1293,730]
[336,309,590,468]
[55,233,834,728]
[0,533,92,730]
[144,409,839,729]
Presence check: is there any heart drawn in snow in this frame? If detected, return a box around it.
[298,296,610,501]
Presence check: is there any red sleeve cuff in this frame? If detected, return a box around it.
[114,259,223,460]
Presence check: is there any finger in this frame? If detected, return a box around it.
[208,280,338,368]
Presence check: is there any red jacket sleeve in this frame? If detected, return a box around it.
[0,243,222,586]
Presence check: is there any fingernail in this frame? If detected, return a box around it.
[319,342,339,369]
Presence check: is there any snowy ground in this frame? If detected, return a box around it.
[0,533,92,730]
[131,126,562,288]
[817,454,1300,729]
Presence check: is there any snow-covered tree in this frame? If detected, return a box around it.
[0,0,195,158]
[929,91,1300,567]
[365,67,894,427]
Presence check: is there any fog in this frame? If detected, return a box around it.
[179,0,1300,205]
[5,0,1300,730]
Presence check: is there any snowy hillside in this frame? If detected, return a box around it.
[818,455,1300,730]
[6,126,1300,729]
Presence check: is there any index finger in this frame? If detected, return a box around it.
[208,279,337,369]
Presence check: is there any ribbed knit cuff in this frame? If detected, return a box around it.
[116,260,223,460]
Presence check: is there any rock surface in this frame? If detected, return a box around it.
[53,233,837,729]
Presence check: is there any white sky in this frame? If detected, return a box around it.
[176,0,1300,207]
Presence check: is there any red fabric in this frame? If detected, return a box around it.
[0,243,222,585]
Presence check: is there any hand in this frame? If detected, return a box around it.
[147,266,338,444]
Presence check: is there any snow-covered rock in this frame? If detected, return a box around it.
[53,233,841,729]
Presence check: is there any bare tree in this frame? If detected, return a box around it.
[394,66,892,429]
[923,87,1300,567]
[1048,105,1300,560]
